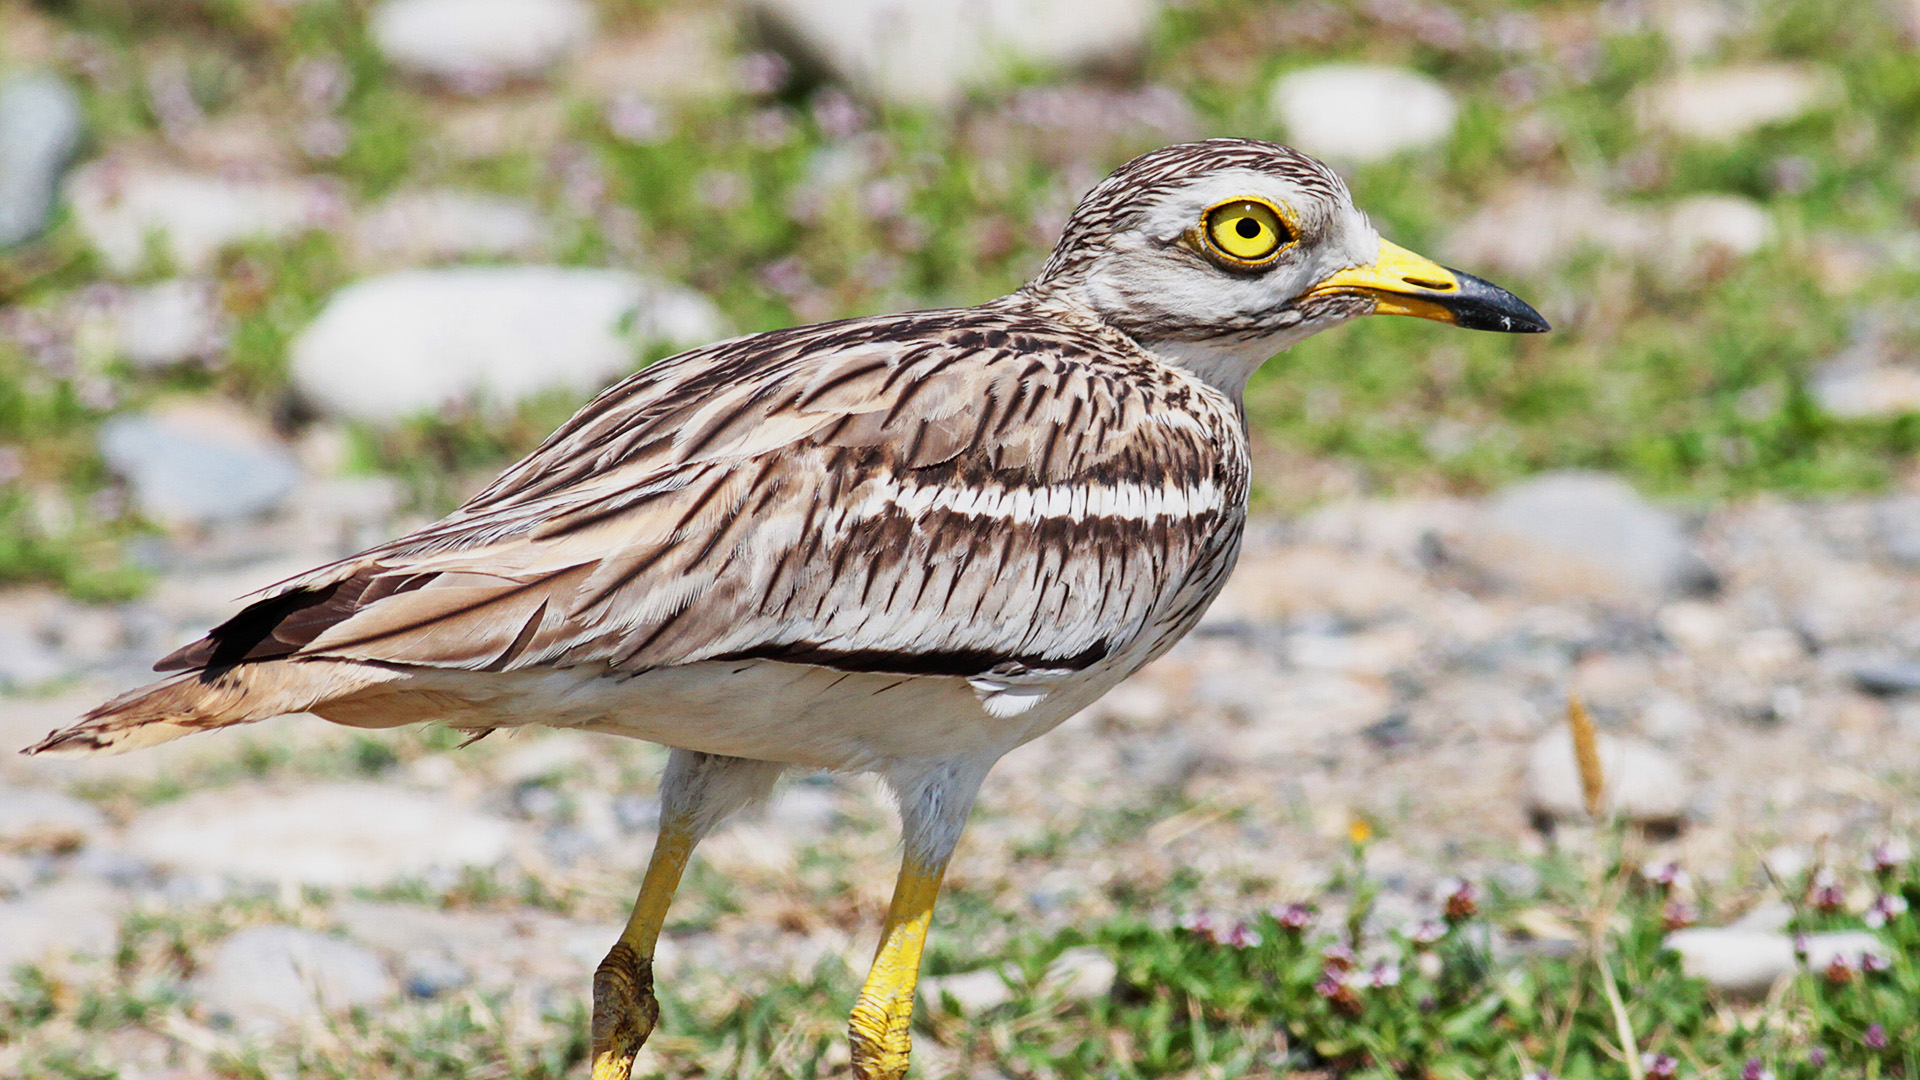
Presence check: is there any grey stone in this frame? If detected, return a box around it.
[98,402,300,528]
[1459,471,1709,605]
[1525,728,1690,828]
[0,74,85,248]
[124,783,516,888]
[372,0,594,91]
[352,189,546,264]
[1852,660,1920,696]
[1270,65,1457,164]
[0,787,108,854]
[194,926,393,1030]
[289,266,723,422]
[748,0,1159,110]
[0,625,68,688]
[67,161,341,275]
[1877,495,1920,565]
[0,880,124,974]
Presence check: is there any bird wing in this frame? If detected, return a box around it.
[159,306,1245,700]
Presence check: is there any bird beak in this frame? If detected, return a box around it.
[1301,239,1549,333]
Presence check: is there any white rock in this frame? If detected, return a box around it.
[195,926,393,1030]
[1460,471,1706,605]
[1525,728,1690,827]
[747,0,1159,110]
[922,945,1114,1014]
[1664,927,1793,996]
[67,162,340,274]
[289,266,723,422]
[1270,64,1457,163]
[1642,64,1832,141]
[1810,362,1920,419]
[0,788,108,854]
[124,783,516,888]
[111,278,225,368]
[1664,195,1771,259]
[352,189,546,265]
[98,401,300,528]
[1665,927,1894,998]
[1442,185,1656,275]
[372,0,593,90]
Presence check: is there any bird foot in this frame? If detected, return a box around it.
[590,942,658,1080]
[848,992,914,1080]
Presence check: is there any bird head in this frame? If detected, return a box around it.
[1029,138,1547,392]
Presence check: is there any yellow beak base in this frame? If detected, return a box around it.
[1304,240,1549,333]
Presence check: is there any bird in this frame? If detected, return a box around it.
[26,138,1546,1080]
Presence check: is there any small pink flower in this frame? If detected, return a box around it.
[1224,922,1262,949]
[1864,1023,1888,1051]
[1860,950,1891,976]
[1640,1052,1677,1079]
[1442,878,1479,922]
[1645,860,1691,893]
[1368,960,1401,989]
[1272,902,1314,933]
[1662,901,1698,931]
[1868,839,1910,879]
[1321,944,1357,973]
[1178,911,1218,943]
[1408,919,1446,948]
[1862,892,1908,929]
[1810,868,1845,913]
[1824,954,1855,985]
[1740,1059,1773,1080]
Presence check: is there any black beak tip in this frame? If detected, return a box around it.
[1446,268,1550,334]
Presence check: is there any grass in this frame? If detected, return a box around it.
[6,0,1920,587]
[3,818,1914,1078]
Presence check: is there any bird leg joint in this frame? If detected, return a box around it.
[590,942,658,1080]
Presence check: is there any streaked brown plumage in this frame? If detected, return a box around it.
[26,139,1547,1079]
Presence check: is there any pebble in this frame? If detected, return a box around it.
[1808,361,1920,419]
[372,0,592,91]
[123,783,516,888]
[97,401,301,528]
[1458,471,1710,605]
[0,626,68,688]
[0,880,124,975]
[1524,728,1690,828]
[1440,185,1653,275]
[1269,65,1458,164]
[0,788,108,854]
[922,945,1115,1013]
[746,0,1159,110]
[194,926,393,1030]
[289,266,723,422]
[1665,927,1894,998]
[351,189,546,265]
[1851,660,1920,696]
[109,278,226,369]
[0,73,86,248]
[1642,64,1832,141]
[1663,927,1793,997]
[1875,495,1920,564]
[67,162,340,274]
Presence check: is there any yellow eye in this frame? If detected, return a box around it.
[1203,199,1291,264]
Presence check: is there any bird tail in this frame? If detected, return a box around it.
[22,660,393,757]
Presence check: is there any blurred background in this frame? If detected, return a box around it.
[1,0,1919,1076]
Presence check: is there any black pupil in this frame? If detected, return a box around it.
[1234,216,1263,239]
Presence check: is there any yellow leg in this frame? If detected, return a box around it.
[590,818,696,1080]
[849,854,949,1080]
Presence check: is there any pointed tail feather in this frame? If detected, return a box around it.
[22,661,392,757]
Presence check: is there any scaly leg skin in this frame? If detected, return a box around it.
[849,856,948,1080]
[589,820,695,1080]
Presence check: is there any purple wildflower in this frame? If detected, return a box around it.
[1178,911,1218,943]
[1862,892,1908,929]
[1810,868,1845,914]
[1864,1024,1888,1051]
[1225,923,1262,949]
[1823,954,1855,985]
[1640,1053,1677,1079]
[1441,878,1479,922]
[1868,839,1911,879]
[1408,919,1446,948]
[1740,1059,1773,1080]
[1272,902,1314,934]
